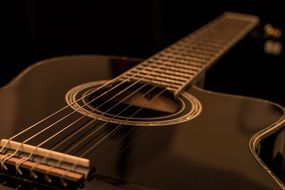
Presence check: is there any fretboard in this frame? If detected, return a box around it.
[118,12,259,96]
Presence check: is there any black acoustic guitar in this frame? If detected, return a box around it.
[0,12,284,190]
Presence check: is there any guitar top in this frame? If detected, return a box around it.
[0,12,285,190]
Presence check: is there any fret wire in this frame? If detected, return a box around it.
[130,69,189,83]
[197,23,247,37]
[159,53,206,66]
[195,38,228,46]
[167,48,213,60]
[152,56,205,68]
[198,32,241,42]
[200,30,245,40]
[149,58,202,71]
[120,76,182,91]
[176,42,220,53]
[146,61,199,75]
[191,42,224,50]
[128,68,190,82]
[192,24,248,39]
[161,51,208,64]
[191,38,226,47]
[137,66,195,80]
[167,44,214,57]
[124,73,185,86]
[117,13,259,95]
[183,35,228,46]
[198,24,250,39]
[125,61,196,80]
[173,46,217,57]
[175,22,258,94]
[169,42,217,56]
[177,42,220,54]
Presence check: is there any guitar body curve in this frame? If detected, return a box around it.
[0,55,284,190]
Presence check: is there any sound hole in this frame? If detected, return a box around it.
[66,80,201,126]
[87,82,181,119]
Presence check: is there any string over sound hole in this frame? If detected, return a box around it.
[66,81,202,126]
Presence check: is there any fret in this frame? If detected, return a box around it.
[125,63,195,83]
[152,56,205,68]
[177,41,220,53]
[120,75,181,92]
[173,42,217,56]
[131,60,199,73]
[181,34,227,47]
[191,23,246,41]
[172,46,217,57]
[161,51,208,63]
[143,64,197,79]
[184,35,228,47]
[124,72,185,86]
[172,41,218,54]
[135,66,194,80]
[186,41,224,50]
[198,34,238,44]
[210,21,249,32]
[162,52,211,66]
[117,12,259,96]
[192,24,248,42]
[202,32,241,41]
[207,19,250,32]
[131,69,189,83]
[220,19,251,28]
[193,38,227,47]
[148,59,202,73]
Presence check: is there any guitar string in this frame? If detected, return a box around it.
[4,17,240,172]
[58,20,257,181]
[8,15,252,146]
[91,125,140,175]
[96,127,151,176]
[35,82,156,149]
[0,45,182,149]
[42,22,246,171]
[0,14,226,148]
[0,75,144,169]
[58,86,167,181]
[58,40,210,177]
[6,18,230,154]
[56,19,255,175]
[0,48,182,168]
[3,63,168,170]
[10,23,257,185]
[1,15,252,174]
[18,60,171,177]
[26,21,258,185]
[2,20,237,174]
[1,12,228,146]
[10,49,186,173]
[81,88,166,157]
[67,85,162,155]
[45,84,165,181]
[1,38,183,149]
[21,70,168,179]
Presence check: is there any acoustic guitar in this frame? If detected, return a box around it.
[0,12,284,190]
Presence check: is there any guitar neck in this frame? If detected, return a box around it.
[119,12,259,96]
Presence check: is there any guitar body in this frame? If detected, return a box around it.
[0,55,284,189]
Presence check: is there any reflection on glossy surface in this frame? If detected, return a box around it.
[0,55,284,189]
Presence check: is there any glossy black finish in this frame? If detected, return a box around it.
[0,55,284,189]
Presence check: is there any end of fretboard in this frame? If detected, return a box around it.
[223,11,260,24]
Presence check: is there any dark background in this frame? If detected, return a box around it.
[1,0,285,104]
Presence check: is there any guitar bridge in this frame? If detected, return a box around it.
[0,139,92,188]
